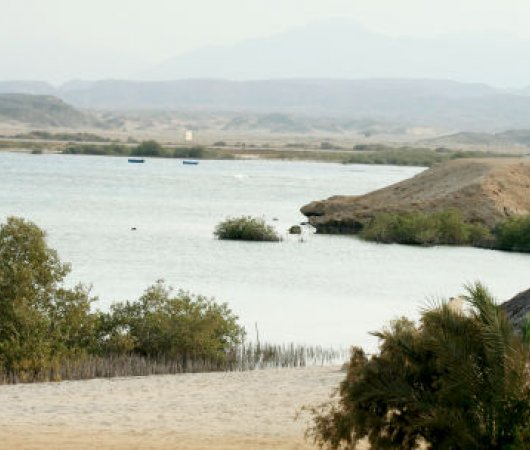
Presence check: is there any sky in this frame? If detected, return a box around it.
[1,0,530,83]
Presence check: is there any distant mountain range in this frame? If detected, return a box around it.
[4,78,530,131]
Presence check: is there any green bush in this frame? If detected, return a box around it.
[63,144,128,156]
[495,214,530,252]
[288,225,302,235]
[308,283,530,449]
[99,281,243,364]
[214,216,281,242]
[360,209,491,246]
[173,146,206,158]
[0,217,96,378]
[130,140,168,157]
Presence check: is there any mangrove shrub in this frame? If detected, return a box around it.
[495,214,530,252]
[99,281,243,365]
[214,216,281,242]
[360,209,491,246]
[0,217,96,377]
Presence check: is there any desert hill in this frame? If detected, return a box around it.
[5,79,530,131]
[422,129,530,148]
[0,94,100,128]
[301,158,530,233]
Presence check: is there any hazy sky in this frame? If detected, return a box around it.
[1,0,530,83]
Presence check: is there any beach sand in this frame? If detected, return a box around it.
[0,366,354,449]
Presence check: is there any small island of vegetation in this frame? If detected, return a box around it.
[63,139,233,160]
[214,216,281,242]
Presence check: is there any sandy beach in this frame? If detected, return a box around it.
[0,366,349,449]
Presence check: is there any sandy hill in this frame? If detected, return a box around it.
[301,158,530,233]
[421,129,530,149]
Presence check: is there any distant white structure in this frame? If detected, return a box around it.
[184,129,193,142]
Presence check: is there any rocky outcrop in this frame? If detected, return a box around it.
[501,288,530,330]
[301,158,530,233]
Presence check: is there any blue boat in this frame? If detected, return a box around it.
[183,160,199,165]
[128,158,145,163]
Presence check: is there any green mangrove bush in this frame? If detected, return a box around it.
[308,283,530,449]
[495,214,530,252]
[214,216,281,242]
[0,217,98,379]
[344,147,511,167]
[99,281,243,366]
[360,209,491,246]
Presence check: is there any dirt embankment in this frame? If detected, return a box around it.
[301,158,530,233]
[502,288,530,330]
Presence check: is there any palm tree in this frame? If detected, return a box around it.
[308,282,530,449]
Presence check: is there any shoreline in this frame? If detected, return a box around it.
[0,366,349,449]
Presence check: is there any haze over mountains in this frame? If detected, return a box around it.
[139,20,530,88]
[4,19,530,87]
[3,19,530,134]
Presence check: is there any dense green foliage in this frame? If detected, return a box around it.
[99,281,243,366]
[344,146,510,167]
[214,216,281,242]
[495,214,530,252]
[63,143,129,156]
[360,209,530,252]
[129,139,165,156]
[360,209,491,246]
[63,140,230,159]
[0,217,96,378]
[0,217,244,381]
[308,283,530,449]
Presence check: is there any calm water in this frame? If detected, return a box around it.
[2,153,530,350]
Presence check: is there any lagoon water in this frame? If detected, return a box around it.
[2,152,530,351]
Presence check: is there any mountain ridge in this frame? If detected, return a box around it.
[4,78,530,132]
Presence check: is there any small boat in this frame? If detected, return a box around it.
[128,158,145,163]
[183,160,199,165]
